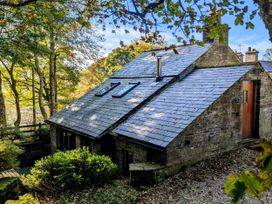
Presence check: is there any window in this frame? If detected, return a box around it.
[95,82,120,97]
[80,136,93,151]
[57,129,76,151]
[112,82,140,98]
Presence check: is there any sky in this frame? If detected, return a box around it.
[99,2,272,61]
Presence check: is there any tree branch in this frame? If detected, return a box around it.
[0,0,37,7]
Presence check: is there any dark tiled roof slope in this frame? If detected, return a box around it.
[260,61,272,73]
[112,44,212,77]
[113,65,254,148]
[47,77,173,138]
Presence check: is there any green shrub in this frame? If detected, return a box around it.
[0,140,24,171]
[21,147,117,191]
[5,193,38,204]
[33,127,50,141]
[0,177,19,204]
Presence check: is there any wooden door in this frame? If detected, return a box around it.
[242,81,254,139]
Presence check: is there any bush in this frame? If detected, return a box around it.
[0,178,19,204]
[0,140,24,171]
[5,193,38,204]
[21,147,117,191]
[33,127,50,141]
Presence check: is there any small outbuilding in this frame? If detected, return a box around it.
[47,27,272,182]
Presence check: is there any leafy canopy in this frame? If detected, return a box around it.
[0,0,258,43]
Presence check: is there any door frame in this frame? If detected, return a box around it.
[241,80,260,139]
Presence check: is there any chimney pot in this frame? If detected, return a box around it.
[245,47,258,63]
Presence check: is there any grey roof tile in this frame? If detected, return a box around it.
[48,77,172,138]
[260,61,272,73]
[112,44,211,77]
[114,65,254,148]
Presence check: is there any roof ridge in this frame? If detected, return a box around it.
[143,43,212,53]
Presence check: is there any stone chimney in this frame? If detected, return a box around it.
[245,47,259,62]
[235,51,244,62]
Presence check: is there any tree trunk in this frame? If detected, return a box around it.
[0,60,21,128]
[32,66,36,125]
[0,71,7,128]
[34,54,48,120]
[257,0,272,42]
[8,65,21,128]
[49,30,57,116]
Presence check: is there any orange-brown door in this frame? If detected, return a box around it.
[242,81,254,139]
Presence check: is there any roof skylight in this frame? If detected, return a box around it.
[95,82,120,97]
[112,82,140,98]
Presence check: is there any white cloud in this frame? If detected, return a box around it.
[230,36,272,60]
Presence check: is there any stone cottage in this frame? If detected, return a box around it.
[47,27,272,181]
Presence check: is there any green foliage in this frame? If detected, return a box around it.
[0,140,24,171]
[0,177,19,203]
[21,147,117,192]
[224,142,272,203]
[33,127,50,141]
[5,193,38,204]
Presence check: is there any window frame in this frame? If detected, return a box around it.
[56,129,76,151]
[95,82,121,97]
[112,82,140,98]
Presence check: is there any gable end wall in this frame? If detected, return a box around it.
[195,45,242,68]
[166,68,272,166]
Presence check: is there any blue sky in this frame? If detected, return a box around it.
[100,3,272,60]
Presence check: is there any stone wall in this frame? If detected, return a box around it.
[166,67,272,166]
[50,125,57,152]
[195,45,242,68]
[112,137,166,173]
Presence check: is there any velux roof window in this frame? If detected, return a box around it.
[112,82,140,98]
[95,82,120,97]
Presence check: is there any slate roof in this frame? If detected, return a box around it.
[47,77,173,138]
[112,44,212,77]
[113,65,254,148]
[260,61,272,73]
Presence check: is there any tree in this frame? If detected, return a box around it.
[264,48,272,60]
[1,1,271,43]
[0,0,102,125]
[0,71,7,128]
[258,0,272,42]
